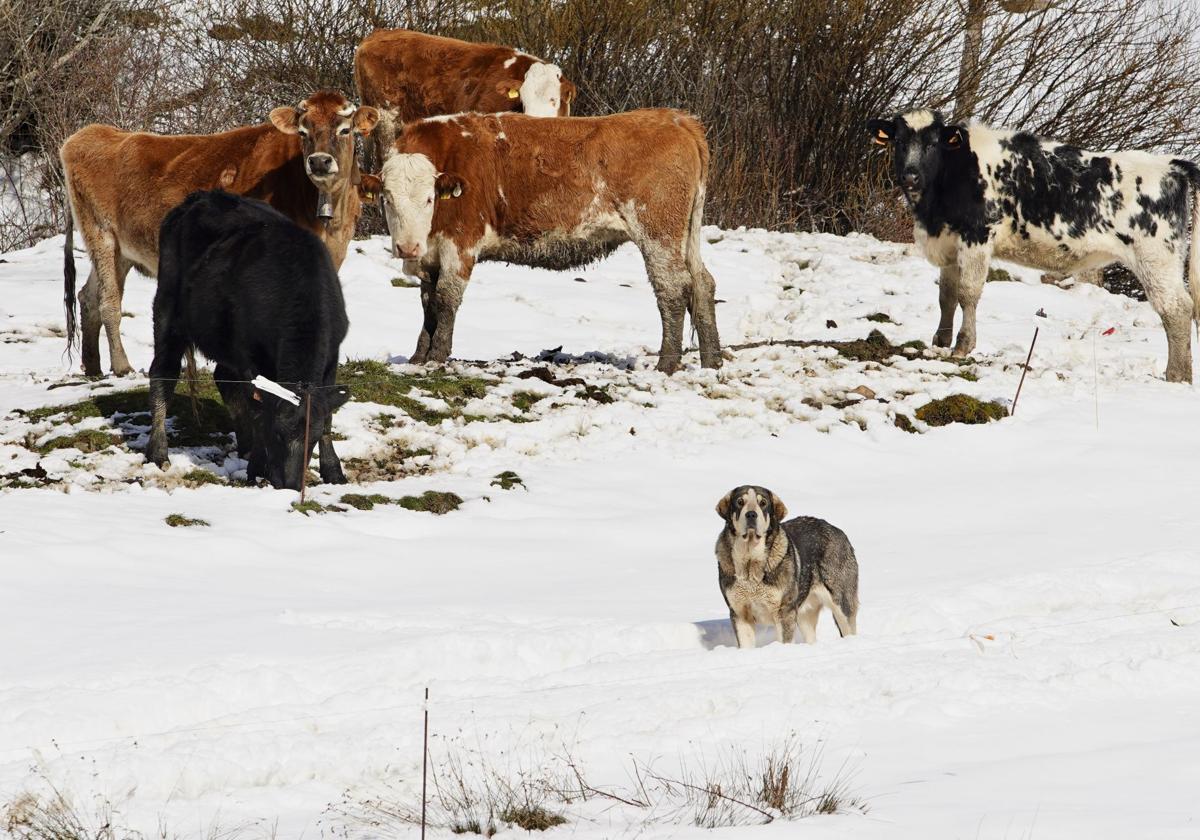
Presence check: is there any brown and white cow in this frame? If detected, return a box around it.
[60,91,378,376]
[355,29,576,170]
[377,109,721,373]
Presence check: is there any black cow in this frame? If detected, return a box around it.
[868,109,1200,382]
[146,191,351,489]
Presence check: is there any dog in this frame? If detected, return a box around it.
[715,485,859,648]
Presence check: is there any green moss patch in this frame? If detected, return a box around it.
[28,372,233,448]
[165,513,209,527]
[391,276,420,288]
[864,312,893,323]
[182,467,224,486]
[398,490,462,515]
[827,329,925,362]
[338,359,491,424]
[339,492,393,510]
[915,394,1007,426]
[37,429,123,454]
[490,470,525,490]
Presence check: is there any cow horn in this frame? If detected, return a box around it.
[297,99,309,112]
[336,103,356,117]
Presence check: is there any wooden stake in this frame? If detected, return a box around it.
[299,391,312,504]
[421,686,429,840]
[1011,327,1039,416]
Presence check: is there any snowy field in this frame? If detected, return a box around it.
[2,226,1200,839]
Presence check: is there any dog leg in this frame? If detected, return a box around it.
[730,610,756,649]
[829,598,857,638]
[796,591,821,644]
[777,612,797,644]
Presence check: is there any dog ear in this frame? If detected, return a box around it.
[716,491,732,518]
[771,494,788,522]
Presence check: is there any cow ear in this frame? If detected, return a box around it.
[941,125,966,150]
[436,172,465,200]
[716,491,732,518]
[328,385,351,412]
[771,494,788,523]
[562,79,577,108]
[867,118,894,146]
[353,105,380,134]
[269,106,300,135]
[496,80,522,100]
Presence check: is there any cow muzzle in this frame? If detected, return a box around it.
[306,153,338,179]
[394,241,424,260]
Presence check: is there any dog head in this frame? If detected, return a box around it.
[716,485,788,544]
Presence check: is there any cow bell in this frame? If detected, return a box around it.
[317,191,334,220]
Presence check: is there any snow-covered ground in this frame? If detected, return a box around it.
[2,227,1199,839]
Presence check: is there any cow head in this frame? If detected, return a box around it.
[716,485,788,544]
[499,62,571,117]
[868,109,968,205]
[357,173,383,205]
[270,91,379,191]
[252,384,351,491]
[379,152,465,260]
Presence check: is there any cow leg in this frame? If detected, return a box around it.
[317,363,347,484]
[642,247,689,374]
[214,363,254,459]
[146,340,186,468]
[953,249,989,357]
[411,265,440,364]
[97,239,135,376]
[77,267,103,376]
[934,265,960,348]
[317,414,347,484]
[425,257,473,363]
[690,266,722,369]
[1134,253,1193,383]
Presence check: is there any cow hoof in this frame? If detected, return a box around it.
[932,332,952,349]
[1165,369,1192,384]
[656,359,680,375]
[321,467,348,485]
[112,363,136,377]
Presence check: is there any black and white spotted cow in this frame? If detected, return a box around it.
[868,109,1200,382]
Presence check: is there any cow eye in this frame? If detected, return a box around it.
[297,127,309,137]
[339,127,351,136]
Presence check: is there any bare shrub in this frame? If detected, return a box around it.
[4,0,1200,248]
[332,734,862,836]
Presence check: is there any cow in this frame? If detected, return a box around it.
[376,109,721,373]
[60,90,378,377]
[354,28,576,170]
[147,190,350,491]
[868,109,1200,383]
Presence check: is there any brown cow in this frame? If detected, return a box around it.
[377,110,721,373]
[354,29,576,170]
[60,91,378,376]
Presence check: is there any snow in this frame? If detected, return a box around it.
[2,225,1199,838]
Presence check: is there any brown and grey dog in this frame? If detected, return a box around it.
[715,485,859,648]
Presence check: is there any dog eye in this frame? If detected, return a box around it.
[757,496,766,506]
[735,499,744,508]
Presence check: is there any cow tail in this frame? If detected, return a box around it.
[63,192,78,359]
[685,118,711,322]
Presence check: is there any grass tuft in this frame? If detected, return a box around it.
[165,513,209,527]
[37,429,122,454]
[915,394,1007,426]
[398,490,463,515]
[339,493,393,511]
[498,805,565,832]
[182,468,224,486]
[490,471,525,490]
[338,359,490,424]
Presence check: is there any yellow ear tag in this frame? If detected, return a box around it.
[507,88,520,99]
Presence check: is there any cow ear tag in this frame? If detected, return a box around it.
[507,88,520,99]
[873,129,889,146]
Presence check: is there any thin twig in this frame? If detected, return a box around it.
[1010,326,1038,416]
[640,770,775,824]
